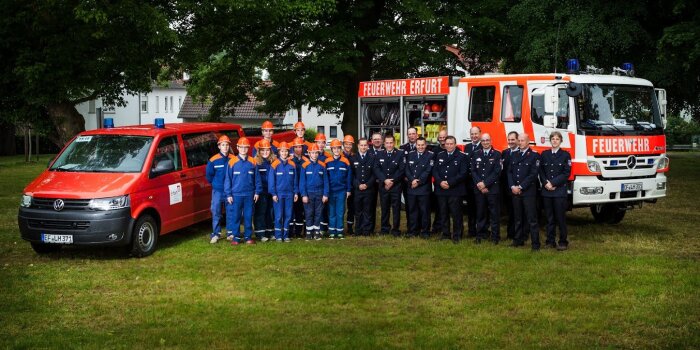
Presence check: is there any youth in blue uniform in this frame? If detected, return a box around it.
[205,135,235,243]
[373,135,406,237]
[253,140,275,241]
[433,136,470,243]
[269,142,298,242]
[350,138,376,236]
[300,145,329,240]
[470,133,501,244]
[290,138,308,238]
[539,131,572,250]
[251,120,279,157]
[342,135,356,235]
[315,134,332,235]
[225,137,259,245]
[325,139,352,239]
[508,133,541,250]
[405,137,433,238]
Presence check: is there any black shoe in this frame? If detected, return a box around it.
[491,240,499,245]
[557,244,568,251]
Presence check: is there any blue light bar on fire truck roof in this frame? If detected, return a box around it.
[566,58,580,74]
[155,118,165,129]
[103,118,114,128]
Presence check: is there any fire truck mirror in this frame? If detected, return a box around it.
[566,82,582,97]
[543,86,558,116]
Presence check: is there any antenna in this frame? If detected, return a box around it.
[554,22,561,73]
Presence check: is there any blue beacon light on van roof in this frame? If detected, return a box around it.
[103,118,114,128]
[622,62,635,76]
[566,58,580,74]
[155,118,165,129]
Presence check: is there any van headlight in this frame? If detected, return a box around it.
[88,195,130,211]
[20,194,32,207]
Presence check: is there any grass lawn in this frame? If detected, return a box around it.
[0,153,698,349]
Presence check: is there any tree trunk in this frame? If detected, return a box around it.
[46,102,85,147]
[0,120,16,156]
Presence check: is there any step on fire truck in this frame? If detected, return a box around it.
[358,59,669,223]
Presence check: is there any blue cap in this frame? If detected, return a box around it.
[566,59,580,74]
[155,118,165,129]
[103,118,114,128]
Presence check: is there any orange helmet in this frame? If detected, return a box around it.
[217,135,231,145]
[294,121,305,130]
[261,121,274,130]
[330,139,342,148]
[343,135,355,144]
[315,133,327,142]
[237,137,251,147]
[308,144,320,153]
[257,139,271,149]
[278,142,290,150]
[293,137,305,147]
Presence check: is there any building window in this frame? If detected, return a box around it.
[329,126,338,138]
[501,85,523,122]
[170,97,174,112]
[317,126,325,135]
[141,96,148,113]
[178,97,182,110]
[469,86,496,122]
[155,96,159,113]
[88,100,96,114]
[164,96,169,113]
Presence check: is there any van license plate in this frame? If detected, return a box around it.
[621,183,642,192]
[41,234,73,244]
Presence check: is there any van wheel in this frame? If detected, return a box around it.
[590,204,626,224]
[30,242,61,254]
[131,215,158,257]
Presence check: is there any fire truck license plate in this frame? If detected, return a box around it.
[41,234,73,244]
[621,183,643,192]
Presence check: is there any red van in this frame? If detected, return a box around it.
[18,121,244,257]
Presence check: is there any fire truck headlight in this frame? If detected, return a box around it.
[580,187,604,195]
[657,156,669,170]
[587,160,601,173]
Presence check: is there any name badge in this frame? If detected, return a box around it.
[214,165,224,168]
[248,171,254,174]
[233,171,241,175]
[276,172,284,175]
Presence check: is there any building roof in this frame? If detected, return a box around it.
[178,94,284,121]
[151,79,186,90]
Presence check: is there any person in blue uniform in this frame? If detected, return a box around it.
[290,137,308,238]
[342,135,356,235]
[350,138,376,236]
[400,127,419,232]
[325,139,352,239]
[315,133,332,235]
[539,131,572,250]
[206,135,235,244]
[300,144,329,240]
[470,133,501,244]
[253,139,276,242]
[464,126,482,238]
[373,134,406,237]
[432,136,470,243]
[500,131,520,240]
[225,137,259,245]
[507,133,541,251]
[430,129,448,235]
[252,120,280,156]
[405,137,433,238]
[368,132,384,233]
[269,142,298,242]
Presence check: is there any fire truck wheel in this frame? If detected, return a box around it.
[590,204,626,224]
[30,242,62,254]
[131,215,159,258]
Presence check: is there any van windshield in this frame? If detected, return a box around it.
[51,135,153,173]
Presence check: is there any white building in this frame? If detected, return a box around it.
[284,107,344,139]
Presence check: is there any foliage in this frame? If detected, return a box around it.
[304,128,318,143]
[665,115,700,145]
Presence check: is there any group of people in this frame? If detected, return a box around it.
[206,121,572,251]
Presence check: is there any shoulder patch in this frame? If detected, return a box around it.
[228,157,239,166]
[287,159,296,167]
[249,158,257,166]
[271,159,281,168]
[272,140,280,147]
[209,154,222,162]
[340,156,350,166]
[302,160,311,168]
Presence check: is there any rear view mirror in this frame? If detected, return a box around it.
[150,159,174,177]
[566,82,582,97]
[544,86,558,115]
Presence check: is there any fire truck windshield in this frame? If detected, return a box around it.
[577,84,663,135]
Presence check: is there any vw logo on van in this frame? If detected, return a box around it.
[53,199,65,211]
[626,156,637,169]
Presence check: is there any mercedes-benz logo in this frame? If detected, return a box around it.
[53,199,65,211]
[626,156,637,169]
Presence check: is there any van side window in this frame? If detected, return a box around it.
[469,86,496,122]
[531,94,545,125]
[501,85,523,122]
[183,132,218,167]
[151,136,182,174]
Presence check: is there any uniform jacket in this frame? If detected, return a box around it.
[500,147,518,183]
[405,150,434,195]
[369,146,384,157]
[317,150,333,164]
[255,158,273,194]
[470,148,501,194]
[269,158,298,198]
[225,155,258,197]
[300,159,329,197]
[507,148,540,197]
[432,150,470,196]
[464,142,482,162]
[206,152,234,192]
[325,155,352,194]
[539,149,571,198]
[373,149,406,193]
[350,152,376,191]
[400,142,417,154]
[252,139,280,157]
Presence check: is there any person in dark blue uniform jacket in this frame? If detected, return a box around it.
[300,144,329,240]
[507,133,541,250]
[432,136,470,243]
[373,134,406,237]
[405,137,433,238]
[205,135,235,243]
[325,139,352,239]
[253,139,276,242]
[500,131,520,240]
[290,137,308,238]
[464,126,483,238]
[400,127,418,233]
[342,135,356,235]
[368,132,384,233]
[470,133,501,244]
[350,138,376,236]
[225,137,260,245]
[539,131,572,250]
[269,142,298,242]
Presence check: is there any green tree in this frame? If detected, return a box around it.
[0,0,176,146]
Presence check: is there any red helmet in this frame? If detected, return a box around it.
[278,141,290,150]
[294,121,305,130]
[257,139,271,149]
[293,137,305,147]
[217,135,231,145]
[237,137,251,147]
[261,121,274,130]
[343,135,355,144]
[330,139,342,148]
[308,144,320,153]
[315,133,327,142]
